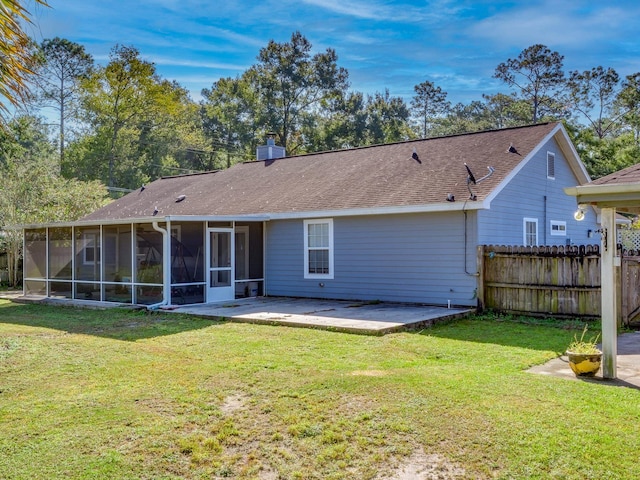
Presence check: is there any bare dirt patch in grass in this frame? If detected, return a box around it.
[220,393,247,415]
[384,449,466,480]
[350,369,388,376]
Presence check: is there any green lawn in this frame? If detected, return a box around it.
[1,299,639,479]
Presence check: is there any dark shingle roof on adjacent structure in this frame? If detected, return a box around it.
[591,162,640,186]
[82,122,569,222]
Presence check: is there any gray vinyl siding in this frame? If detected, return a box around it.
[478,138,598,246]
[265,212,478,306]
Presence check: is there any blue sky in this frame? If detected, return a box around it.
[27,0,640,106]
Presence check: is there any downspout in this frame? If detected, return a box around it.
[46,227,50,296]
[263,221,267,296]
[147,221,171,310]
[21,228,25,295]
[543,195,547,244]
[463,207,479,277]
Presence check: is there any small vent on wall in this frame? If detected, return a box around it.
[547,152,555,179]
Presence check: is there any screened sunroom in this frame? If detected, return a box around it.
[23,218,265,307]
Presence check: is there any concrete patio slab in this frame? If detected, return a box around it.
[170,297,474,335]
[1,292,473,334]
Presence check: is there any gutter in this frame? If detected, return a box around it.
[565,183,640,196]
[13,214,270,230]
[12,202,490,232]
[147,221,171,310]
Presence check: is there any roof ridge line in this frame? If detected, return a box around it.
[247,122,557,163]
[161,170,220,180]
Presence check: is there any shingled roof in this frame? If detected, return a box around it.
[591,162,640,186]
[81,122,578,222]
[564,159,640,215]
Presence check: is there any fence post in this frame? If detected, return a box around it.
[477,245,485,312]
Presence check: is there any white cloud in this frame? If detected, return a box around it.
[300,0,391,20]
[342,33,379,45]
[300,0,461,23]
[469,2,638,50]
[149,56,248,71]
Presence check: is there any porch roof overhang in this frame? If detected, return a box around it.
[564,184,640,213]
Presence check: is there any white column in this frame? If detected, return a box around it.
[165,219,172,306]
[600,207,617,379]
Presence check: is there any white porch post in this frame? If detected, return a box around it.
[600,207,617,379]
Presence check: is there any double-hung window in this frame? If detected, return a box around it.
[523,218,538,246]
[304,219,334,279]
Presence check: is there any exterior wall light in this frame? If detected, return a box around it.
[574,206,586,221]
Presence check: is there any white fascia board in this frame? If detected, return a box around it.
[565,183,640,197]
[16,214,272,230]
[16,203,488,229]
[553,123,592,183]
[15,216,160,230]
[164,214,271,222]
[483,124,588,208]
[267,201,486,220]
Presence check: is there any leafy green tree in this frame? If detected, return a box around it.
[615,72,640,143]
[566,66,620,139]
[494,44,566,123]
[430,101,493,136]
[201,74,260,167]
[307,91,369,151]
[133,79,206,179]
[79,45,157,188]
[410,80,450,138]
[250,31,349,154]
[32,37,94,163]
[572,127,638,179]
[481,93,532,129]
[72,45,199,190]
[0,0,48,126]
[365,89,415,144]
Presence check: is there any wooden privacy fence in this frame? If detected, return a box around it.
[477,245,601,318]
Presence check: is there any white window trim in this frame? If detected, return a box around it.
[550,220,567,236]
[547,151,555,179]
[303,218,334,279]
[523,218,538,246]
[82,232,100,265]
[170,225,181,242]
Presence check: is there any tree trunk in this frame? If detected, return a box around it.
[7,250,14,287]
[8,236,21,288]
[108,125,120,188]
[59,78,65,170]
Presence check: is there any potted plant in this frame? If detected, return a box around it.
[566,325,602,377]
